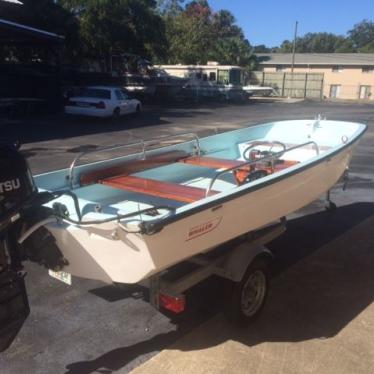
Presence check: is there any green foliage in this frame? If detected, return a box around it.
[7,0,374,73]
[60,0,167,65]
[348,20,374,52]
[164,1,253,66]
[157,0,184,15]
[164,1,212,64]
[2,0,254,68]
[273,21,374,54]
[279,39,293,53]
[253,45,271,53]
[334,39,356,53]
[278,33,348,53]
[299,33,345,52]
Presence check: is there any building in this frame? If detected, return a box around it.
[257,53,374,100]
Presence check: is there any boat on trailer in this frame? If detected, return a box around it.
[31,118,366,285]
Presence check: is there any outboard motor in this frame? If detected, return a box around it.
[0,143,66,352]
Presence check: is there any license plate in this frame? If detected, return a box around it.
[77,102,90,107]
[48,270,72,285]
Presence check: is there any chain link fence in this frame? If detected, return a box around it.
[248,71,324,99]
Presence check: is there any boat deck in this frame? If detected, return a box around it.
[72,149,303,220]
[36,119,348,222]
[93,155,301,204]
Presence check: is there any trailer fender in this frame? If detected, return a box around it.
[217,243,273,282]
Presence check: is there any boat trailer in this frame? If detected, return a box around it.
[144,218,286,323]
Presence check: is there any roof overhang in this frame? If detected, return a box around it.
[256,53,374,67]
[0,18,64,45]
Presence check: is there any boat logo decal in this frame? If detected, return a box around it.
[186,217,222,241]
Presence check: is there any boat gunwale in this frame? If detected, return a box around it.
[141,122,367,234]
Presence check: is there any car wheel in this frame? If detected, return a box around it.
[113,107,120,120]
[224,257,270,326]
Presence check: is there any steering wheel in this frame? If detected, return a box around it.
[242,141,287,161]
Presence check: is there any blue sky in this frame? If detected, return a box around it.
[209,0,374,47]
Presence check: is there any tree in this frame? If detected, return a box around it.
[211,37,254,66]
[298,33,348,53]
[266,20,374,54]
[278,33,349,53]
[348,20,374,52]
[212,9,242,38]
[164,1,253,66]
[253,45,271,53]
[164,0,213,64]
[157,0,184,15]
[334,38,356,53]
[209,9,253,65]
[60,0,167,69]
[279,39,293,53]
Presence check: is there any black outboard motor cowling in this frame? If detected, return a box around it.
[0,144,36,352]
[0,144,37,205]
[0,144,37,231]
[0,143,65,352]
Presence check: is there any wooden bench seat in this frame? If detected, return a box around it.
[100,175,218,203]
[80,150,189,186]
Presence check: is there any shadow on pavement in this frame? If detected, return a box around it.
[174,202,374,349]
[0,104,219,145]
[65,277,224,374]
[268,201,374,271]
[65,202,374,373]
[0,111,168,145]
[64,330,179,374]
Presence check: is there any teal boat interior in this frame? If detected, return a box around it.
[34,119,366,224]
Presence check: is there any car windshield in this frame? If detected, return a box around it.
[80,88,111,99]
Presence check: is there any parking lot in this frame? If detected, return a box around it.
[1,99,374,374]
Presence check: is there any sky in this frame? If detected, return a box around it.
[209,0,374,47]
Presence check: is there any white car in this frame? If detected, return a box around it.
[65,86,142,118]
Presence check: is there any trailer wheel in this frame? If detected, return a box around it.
[224,257,270,325]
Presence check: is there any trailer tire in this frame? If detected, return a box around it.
[224,257,270,326]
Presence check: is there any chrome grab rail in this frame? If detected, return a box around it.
[205,141,319,197]
[68,140,146,189]
[143,132,201,156]
[68,132,200,189]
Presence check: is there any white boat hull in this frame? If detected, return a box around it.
[46,143,354,284]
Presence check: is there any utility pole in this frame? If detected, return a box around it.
[291,21,298,73]
[289,21,298,98]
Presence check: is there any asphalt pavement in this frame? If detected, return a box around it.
[1,99,374,374]
[132,213,374,374]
